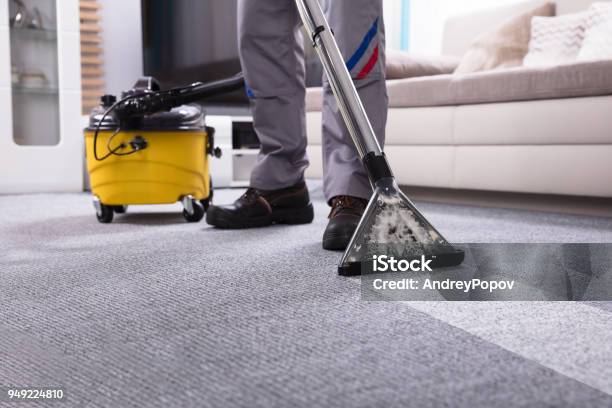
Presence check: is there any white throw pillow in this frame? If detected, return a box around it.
[584,2,612,30]
[523,12,588,67]
[578,21,612,61]
[577,2,612,61]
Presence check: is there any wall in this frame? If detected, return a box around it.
[383,0,404,50]
[99,0,143,96]
[409,0,523,54]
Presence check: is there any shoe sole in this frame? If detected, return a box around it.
[206,204,315,230]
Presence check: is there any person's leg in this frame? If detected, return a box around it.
[321,0,388,249]
[238,0,308,190]
[321,0,388,201]
[207,0,314,229]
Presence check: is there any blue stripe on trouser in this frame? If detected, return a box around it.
[245,85,255,99]
[346,18,379,72]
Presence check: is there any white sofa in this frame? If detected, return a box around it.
[304,0,612,198]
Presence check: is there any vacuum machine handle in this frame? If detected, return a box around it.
[170,73,246,105]
[114,73,246,120]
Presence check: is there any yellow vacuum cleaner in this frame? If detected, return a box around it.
[85,75,244,224]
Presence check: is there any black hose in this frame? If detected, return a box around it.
[93,73,246,161]
[93,93,147,161]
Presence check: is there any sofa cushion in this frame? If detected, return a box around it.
[454,2,555,74]
[306,60,612,111]
[387,51,460,80]
[453,96,612,145]
[310,74,453,112]
[387,75,454,108]
[385,60,612,108]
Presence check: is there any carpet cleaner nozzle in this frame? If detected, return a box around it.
[338,178,465,276]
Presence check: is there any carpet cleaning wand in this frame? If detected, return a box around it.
[294,0,465,276]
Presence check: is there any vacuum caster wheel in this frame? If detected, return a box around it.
[93,197,114,224]
[182,196,205,223]
[113,205,128,214]
[96,204,114,224]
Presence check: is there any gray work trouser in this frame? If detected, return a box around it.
[238,0,387,202]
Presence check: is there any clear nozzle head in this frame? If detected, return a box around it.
[339,178,464,276]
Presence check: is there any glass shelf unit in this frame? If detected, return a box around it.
[8,0,60,146]
[10,25,57,41]
[12,84,59,94]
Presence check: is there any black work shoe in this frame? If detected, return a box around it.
[322,196,368,251]
[206,181,314,229]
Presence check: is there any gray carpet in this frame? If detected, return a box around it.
[2,182,612,408]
